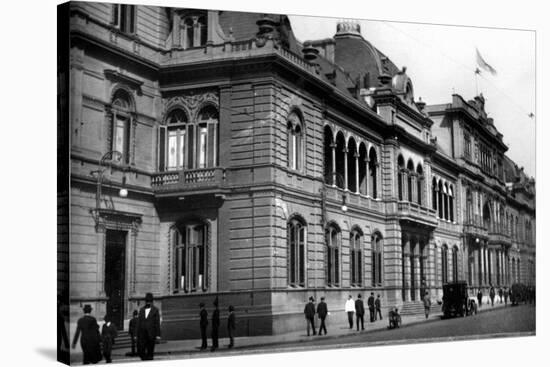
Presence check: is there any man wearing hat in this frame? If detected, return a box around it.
[72,304,102,364]
[101,314,118,363]
[136,293,161,361]
[211,298,220,351]
[127,310,138,356]
[304,296,316,336]
[199,302,208,350]
[355,294,365,331]
[316,296,328,335]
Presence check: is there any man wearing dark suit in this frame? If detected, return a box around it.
[199,302,208,350]
[355,294,365,331]
[227,305,236,348]
[101,315,118,363]
[127,310,138,356]
[316,297,328,335]
[304,296,316,336]
[375,294,383,320]
[136,293,161,361]
[72,304,102,365]
[211,298,220,352]
[367,292,375,322]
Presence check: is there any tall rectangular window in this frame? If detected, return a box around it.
[113,4,136,34]
[288,218,305,287]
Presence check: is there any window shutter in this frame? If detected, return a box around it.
[158,125,166,171]
[207,122,216,167]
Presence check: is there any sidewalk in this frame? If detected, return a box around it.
[71,300,510,364]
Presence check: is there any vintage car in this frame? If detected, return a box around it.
[442,281,475,318]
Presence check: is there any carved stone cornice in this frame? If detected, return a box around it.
[91,208,143,233]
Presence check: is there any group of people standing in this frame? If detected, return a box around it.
[304,293,384,336]
[199,298,236,351]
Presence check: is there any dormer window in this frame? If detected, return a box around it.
[180,14,208,49]
[113,4,136,34]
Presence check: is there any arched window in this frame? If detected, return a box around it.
[368,148,378,198]
[448,185,454,222]
[326,224,340,286]
[416,164,423,205]
[287,217,306,287]
[159,105,218,171]
[164,109,188,170]
[432,177,437,210]
[358,143,368,195]
[452,246,459,281]
[198,16,207,46]
[347,138,358,192]
[111,89,133,164]
[466,188,473,224]
[441,245,448,284]
[407,160,414,202]
[323,126,334,185]
[371,232,383,286]
[483,202,492,231]
[183,17,194,49]
[172,221,209,293]
[287,111,303,171]
[438,180,444,219]
[350,228,363,286]
[443,183,449,220]
[398,155,405,201]
[335,132,346,189]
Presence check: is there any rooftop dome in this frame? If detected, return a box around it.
[335,20,362,38]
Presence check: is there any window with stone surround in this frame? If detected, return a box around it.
[172,222,209,293]
[464,131,472,159]
[159,106,218,171]
[287,111,303,172]
[441,244,448,284]
[287,217,306,287]
[179,14,208,49]
[371,232,383,286]
[326,224,340,287]
[350,228,363,287]
[112,4,136,34]
[111,89,133,164]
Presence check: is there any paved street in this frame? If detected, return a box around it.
[71,303,534,364]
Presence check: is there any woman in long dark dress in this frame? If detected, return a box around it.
[72,304,102,364]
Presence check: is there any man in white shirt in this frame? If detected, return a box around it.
[344,295,355,329]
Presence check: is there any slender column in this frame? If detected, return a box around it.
[343,148,348,191]
[413,245,421,301]
[331,143,336,186]
[354,152,360,194]
[434,187,439,213]
[411,174,417,204]
[477,246,482,286]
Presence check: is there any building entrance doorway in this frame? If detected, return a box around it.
[105,230,126,330]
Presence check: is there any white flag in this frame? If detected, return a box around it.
[476,48,497,76]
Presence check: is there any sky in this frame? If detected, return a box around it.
[288,15,536,178]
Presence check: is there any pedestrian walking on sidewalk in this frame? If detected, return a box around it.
[344,295,355,329]
[317,297,328,335]
[101,315,118,363]
[367,292,375,322]
[375,294,383,320]
[503,287,509,306]
[227,305,236,348]
[199,302,208,350]
[355,294,365,331]
[72,304,102,365]
[423,291,431,319]
[489,286,495,306]
[304,296,316,336]
[136,293,161,361]
[211,298,220,352]
[498,287,503,303]
[127,310,138,356]
[477,289,483,308]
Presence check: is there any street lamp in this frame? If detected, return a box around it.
[90,150,128,217]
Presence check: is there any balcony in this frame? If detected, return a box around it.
[463,223,488,239]
[324,185,384,213]
[488,231,512,246]
[396,201,438,227]
[151,167,226,197]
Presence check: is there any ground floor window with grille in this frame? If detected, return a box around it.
[287,217,305,286]
[326,224,340,286]
[173,223,208,292]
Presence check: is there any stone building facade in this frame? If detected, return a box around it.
[58,2,536,341]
